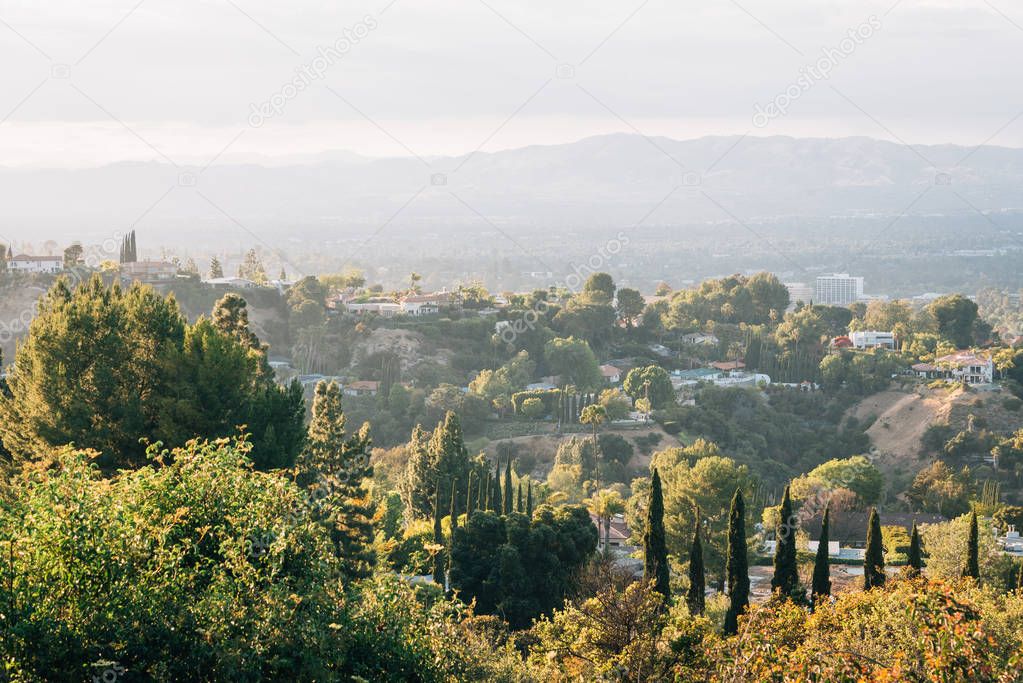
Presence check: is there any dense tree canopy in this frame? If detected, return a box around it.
[0,278,304,470]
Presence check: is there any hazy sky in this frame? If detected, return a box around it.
[3,0,1023,166]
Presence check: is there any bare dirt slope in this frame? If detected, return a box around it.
[849,384,1021,480]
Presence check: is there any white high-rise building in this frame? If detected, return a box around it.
[784,282,814,310]
[815,274,864,305]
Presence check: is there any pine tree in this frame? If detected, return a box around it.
[811,504,832,601]
[432,484,444,585]
[771,484,800,599]
[643,468,671,603]
[965,510,980,580]
[209,256,224,279]
[724,488,750,635]
[299,380,374,581]
[686,509,705,616]
[526,480,533,517]
[503,459,513,515]
[864,507,886,590]
[907,521,923,576]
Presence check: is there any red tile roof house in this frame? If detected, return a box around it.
[710,360,745,372]
[599,364,622,383]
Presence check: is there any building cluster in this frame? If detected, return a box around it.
[330,290,461,318]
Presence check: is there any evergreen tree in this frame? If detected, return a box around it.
[492,459,503,515]
[965,510,980,580]
[398,425,434,520]
[526,480,533,517]
[771,485,800,599]
[467,472,475,516]
[208,256,224,279]
[643,468,671,603]
[503,459,513,515]
[864,507,886,590]
[428,412,472,516]
[516,482,523,513]
[686,509,705,616]
[298,380,374,580]
[907,521,923,576]
[724,488,749,636]
[811,504,832,601]
[432,484,444,585]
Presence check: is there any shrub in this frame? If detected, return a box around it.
[521,397,546,419]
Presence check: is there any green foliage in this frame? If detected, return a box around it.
[644,469,671,603]
[298,380,374,581]
[792,455,884,506]
[449,506,597,629]
[0,278,304,470]
[398,413,474,522]
[770,485,800,600]
[623,365,675,409]
[864,508,886,590]
[511,388,561,416]
[811,504,832,600]
[724,489,749,635]
[928,294,981,348]
[966,511,980,580]
[666,272,788,327]
[686,513,705,617]
[908,461,972,517]
[664,386,868,489]
[907,521,924,575]
[544,336,602,389]
[520,397,545,419]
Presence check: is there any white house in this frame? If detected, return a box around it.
[345,301,401,317]
[849,330,896,350]
[7,254,63,274]
[912,351,994,385]
[206,276,259,289]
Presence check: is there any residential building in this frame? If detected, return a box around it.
[589,513,637,556]
[7,254,63,274]
[912,351,994,385]
[205,276,259,289]
[710,360,745,372]
[814,273,864,305]
[343,380,380,397]
[120,261,178,283]
[830,335,854,349]
[850,330,896,350]
[345,301,401,317]
[599,364,622,383]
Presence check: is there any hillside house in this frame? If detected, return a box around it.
[912,351,994,385]
[344,380,380,397]
[7,254,63,274]
[599,364,622,383]
[681,332,719,346]
[850,330,896,350]
[120,261,178,283]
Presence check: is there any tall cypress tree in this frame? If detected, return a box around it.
[432,484,444,585]
[907,521,923,576]
[466,472,475,516]
[863,507,886,590]
[724,488,749,636]
[643,468,671,603]
[965,510,980,580]
[811,503,832,601]
[771,485,799,599]
[516,482,523,513]
[686,508,705,616]
[526,480,533,517]
[492,460,503,515]
[503,459,513,515]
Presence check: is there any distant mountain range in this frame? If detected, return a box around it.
[3,133,1023,247]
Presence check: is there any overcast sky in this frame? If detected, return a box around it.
[3,0,1023,167]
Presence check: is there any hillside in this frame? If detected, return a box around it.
[849,384,1021,486]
